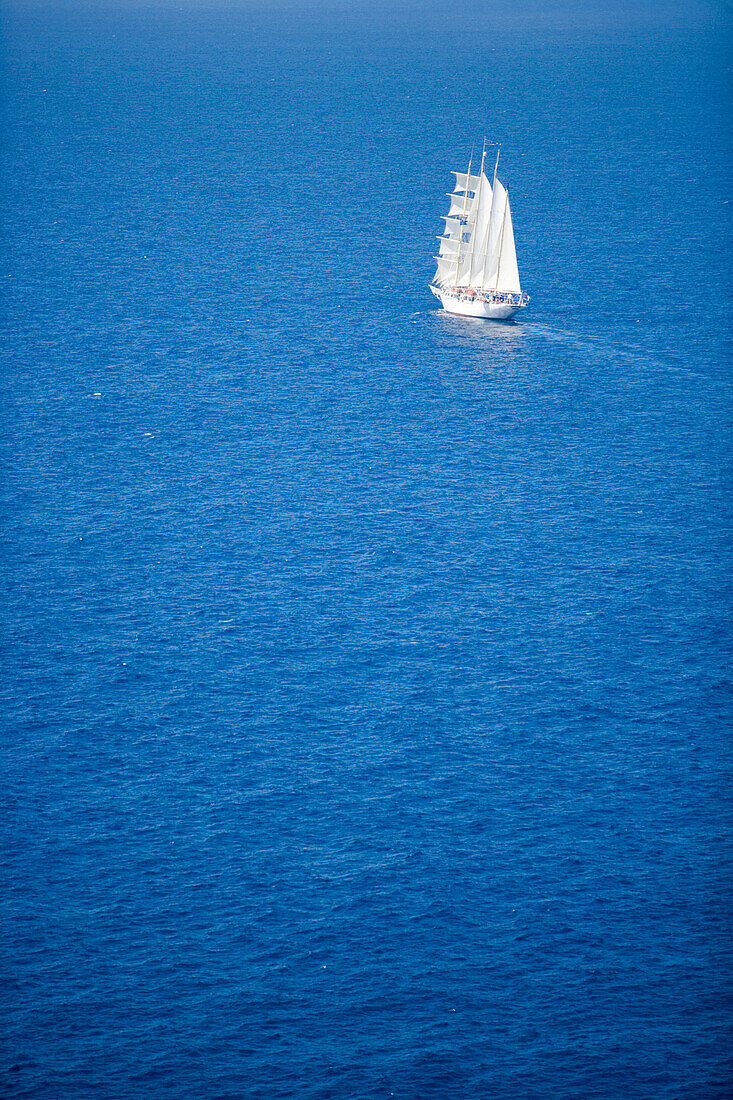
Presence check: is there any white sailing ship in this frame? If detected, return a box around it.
[429,144,529,320]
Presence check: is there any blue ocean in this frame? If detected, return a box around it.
[1,1,731,1096]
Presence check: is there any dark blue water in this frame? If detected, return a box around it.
[1,2,731,1096]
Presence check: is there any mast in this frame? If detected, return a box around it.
[452,151,473,286]
[464,139,487,288]
[480,147,500,293]
[493,189,510,291]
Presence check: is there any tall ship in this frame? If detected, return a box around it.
[429,144,529,320]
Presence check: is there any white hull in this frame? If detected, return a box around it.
[430,285,527,320]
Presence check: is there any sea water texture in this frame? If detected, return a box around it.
[1,1,731,1097]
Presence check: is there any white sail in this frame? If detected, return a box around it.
[436,245,461,293]
[448,186,482,222]
[437,230,461,250]
[451,170,481,194]
[454,171,490,285]
[456,238,479,286]
[494,198,521,293]
[479,178,501,286]
[442,216,465,238]
[480,183,521,293]
[469,174,493,284]
[481,177,507,287]
[434,255,457,284]
[435,180,474,284]
[436,166,482,285]
[446,194,473,218]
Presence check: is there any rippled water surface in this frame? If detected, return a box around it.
[1,2,731,1097]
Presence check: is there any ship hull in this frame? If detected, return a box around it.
[435,288,525,320]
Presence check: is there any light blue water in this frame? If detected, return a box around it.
[1,2,731,1097]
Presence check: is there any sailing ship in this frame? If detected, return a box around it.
[429,144,529,320]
